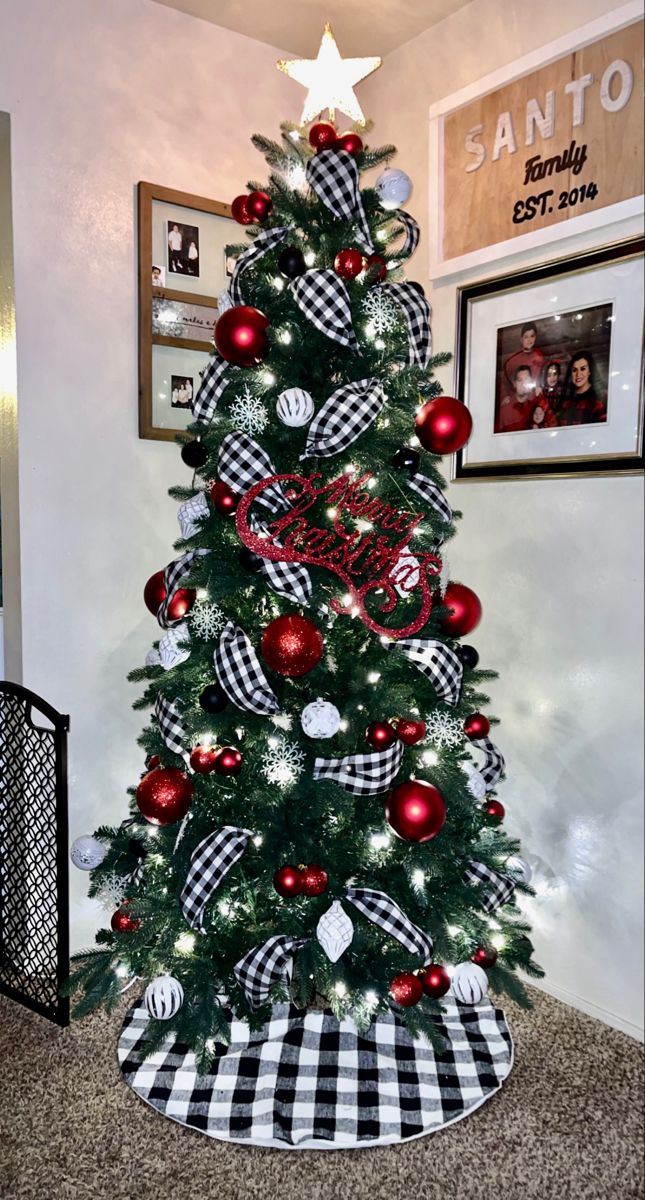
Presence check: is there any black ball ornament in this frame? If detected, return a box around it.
[198,683,229,713]
[128,838,148,860]
[181,440,208,469]
[457,644,480,670]
[392,446,420,474]
[239,546,264,572]
[278,246,307,280]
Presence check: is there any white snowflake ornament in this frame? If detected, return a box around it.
[316,901,354,963]
[362,287,400,336]
[301,698,341,739]
[177,492,209,540]
[190,602,227,641]
[158,623,191,671]
[261,736,306,790]
[95,870,130,912]
[426,710,463,748]
[461,761,487,800]
[229,386,269,435]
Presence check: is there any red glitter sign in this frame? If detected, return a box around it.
[235,471,442,639]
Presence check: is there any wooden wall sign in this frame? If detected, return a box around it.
[428,4,644,278]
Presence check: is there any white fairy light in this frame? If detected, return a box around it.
[422,749,439,767]
[279,329,292,344]
[273,276,285,290]
[147,825,159,838]
[365,990,379,1007]
[487,917,501,931]
[370,832,391,851]
[218,900,231,916]
[114,961,130,979]
[339,719,349,731]
[412,869,425,887]
[367,671,381,683]
[341,592,352,605]
[491,933,506,951]
[288,129,301,141]
[447,925,461,937]
[344,463,356,474]
[327,507,338,519]
[334,981,347,998]
[374,338,385,350]
[367,478,377,489]
[262,371,276,386]
[196,587,209,600]
[253,834,264,848]
[174,932,195,955]
[304,250,316,266]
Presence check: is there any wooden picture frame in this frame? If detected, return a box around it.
[138,182,233,441]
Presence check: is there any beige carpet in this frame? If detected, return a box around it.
[0,987,642,1200]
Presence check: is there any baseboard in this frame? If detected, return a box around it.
[526,976,644,1042]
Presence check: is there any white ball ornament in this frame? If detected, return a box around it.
[301,697,341,739]
[144,974,184,1020]
[461,761,487,801]
[276,387,314,428]
[506,855,533,885]
[70,835,107,871]
[451,962,489,1005]
[375,168,413,210]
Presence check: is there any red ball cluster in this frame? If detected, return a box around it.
[395,718,426,746]
[419,963,451,999]
[308,123,363,156]
[231,191,273,224]
[483,799,505,825]
[463,712,490,739]
[143,571,195,621]
[440,582,482,638]
[471,945,498,969]
[111,908,140,934]
[273,864,329,898]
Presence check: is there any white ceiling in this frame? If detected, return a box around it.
[150,0,473,56]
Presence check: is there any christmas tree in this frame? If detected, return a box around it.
[68,29,542,1071]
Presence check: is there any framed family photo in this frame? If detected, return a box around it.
[138,182,233,441]
[453,237,644,480]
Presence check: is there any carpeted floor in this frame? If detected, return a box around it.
[0,987,642,1200]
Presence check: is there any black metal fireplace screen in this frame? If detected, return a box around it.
[0,681,69,1025]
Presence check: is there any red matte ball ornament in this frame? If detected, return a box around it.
[309,121,337,150]
[273,865,304,898]
[365,254,387,283]
[210,479,239,515]
[463,712,490,739]
[365,721,397,751]
[166,588,196,622]
[214,747,243,776]
[385,779,447,843]
[415,396,473,456]
[247,190,272,221]
[333,248,364,279]
[214,305,270,368]
[483,799,505,825]
[189,744,220,774]
[231,194,253,225]
[136,767,193,826]
[440,582,482,637]
[110,908,141,933]
[395,718,426,746]
[420,963,451,999]
[144,570,166,615]
[301,864,329,896]
[472,945,498,969]
[262,614,324,678]
[336,131,363,156]
[389,972,423,1007]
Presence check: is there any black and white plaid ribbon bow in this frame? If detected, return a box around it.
[214,620,280,715]
[391,638,463,707]
[306,148,374,253]
[180,826,253,930]
[393,210,420,260]
[470,736,505,788]
[157,550,209,628]
[228,225,293,306]
[464,860,515,913]
[406,473,453,525]
[218,431,289,514]
[234,934,307,1010]
[346,887,434,961]
[381,282,432,368]
[251,516,312,605]
[192,353,239,425]
[313,741,403,797]
[290,270,358,351]
[154,694,186,758]
[302,377,386,459]
[177,492,210,540]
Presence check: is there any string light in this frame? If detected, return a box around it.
[422,749,439,766]
[370,832,391,851]
[491,933,506,951]
[253,834,264,848]
[279,329,292,344]
[412,869,425,887]
[262,371,276,386]
[273,276,285,291]
[304,250,316,267]
[368,671,381,683]
[447,924,461,937]
[334,981,347,998]
[174,932,195,955]
[365,990,378,1006]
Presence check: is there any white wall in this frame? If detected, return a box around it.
[362,0,644,1037]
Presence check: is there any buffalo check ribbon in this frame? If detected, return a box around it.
[290,270,358,351]
[213,620,280,715]
[217,431,289,514]
[234,935,307,1010]
[154,694,186,758]
[228,225,293,306]
[306,148,374,253]
[464,861,515,913]
[192,353,239,425]
[470,736,505,788]
[381,281,432,368]
[251,515,312,605]
[157,550,210,629]
[406,473,453,525]
[313,741,403,797]
[393,209,420,260]
[302,377,386,459]
[180,826,254,930]
[391,638,463,707]
[346,887,434,961]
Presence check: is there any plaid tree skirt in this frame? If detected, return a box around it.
[118,998,513,1149]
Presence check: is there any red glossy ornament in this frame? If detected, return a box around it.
[440,582,482,637]
[472,945,498,969]
[395,718,426,746]
[247,190,272,221]
[483,799,505,825]
[389,972,423,1007]
[273,864,304,898]
[420,963,451,999]
[214,747,243,776]
[167,588,196,622]
[334,248,364,279]
[309,121,337,150]
[215,305,269,368]
[365,720,397,751]
[209,479,239,515]
[385,779,447,843]
[261,614,324,678]
[415,396,473,456]
[231,194,253,225]
[136,767,193,826]
[145,754,160,770]
[144,570,166,615]
[336,131,363,156]
[463,712,490,739]
[110,908,141,933]
[189,744,220,774]
[301,864,329,896]
[364,254,387,283]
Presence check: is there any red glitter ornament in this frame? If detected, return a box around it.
[136,767,193,826]
[395,718,426,746]
[336,131,363,156]
[110,908,141,933]
[365,720,397,750]
[483,799,505,825]
[440,582,482,637]
[214,305,269,368]
[261,614,323,678]
[273,864,304,897]
[364,254,387,283]
[420,963,451,999]
[231,194,253,225]
[246,190,272,221]
[415,396,473,456]
[463,712,490,739]
[333,248,364,279]
[385,779,446,843]
[472,945,498,969]
[210,479,239,515]
[389,972,423,1007]
[309,121,337,150]
[189,744,220,774]
[214,747,243,776]
[301,864,329,896]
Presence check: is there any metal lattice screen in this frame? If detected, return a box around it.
[0,681,69,1025]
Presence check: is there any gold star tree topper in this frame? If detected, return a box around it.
[277,23,381,126]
